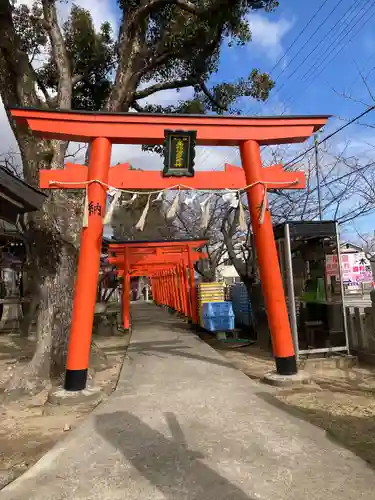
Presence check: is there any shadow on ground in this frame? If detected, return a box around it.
[102,338,236,370]
[256,391,375,469]
[95,411,254,500]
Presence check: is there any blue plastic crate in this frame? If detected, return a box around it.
[202,302,234,318]
[202,315,235,332]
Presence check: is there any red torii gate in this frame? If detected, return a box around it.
[8,108,329,391]
[107,239,208,329]
[112,255,205,322]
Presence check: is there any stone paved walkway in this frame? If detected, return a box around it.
[1,303,375,499]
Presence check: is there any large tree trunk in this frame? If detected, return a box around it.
[4,133,83,393]
[20,259,40,337]
[6,243,77,394]
[20,288,40,338]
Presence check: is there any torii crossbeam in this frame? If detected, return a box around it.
[9,107,329,391]
[40,161,306,190]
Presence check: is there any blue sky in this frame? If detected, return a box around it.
[139,0,375,238]
[217,0,375,119]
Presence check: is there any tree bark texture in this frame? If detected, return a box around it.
[6,244,77,393]
[0,2,87,391]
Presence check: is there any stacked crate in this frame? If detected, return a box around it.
[197,282,225,326]
[224,284,231,301]
[201,302,235,332]
[230,283,253,327]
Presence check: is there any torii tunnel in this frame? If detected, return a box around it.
[8,107,329,391]
[106,239,208,331]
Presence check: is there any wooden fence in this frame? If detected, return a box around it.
[346,291,375,364]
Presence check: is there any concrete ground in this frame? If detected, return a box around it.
[2,303,375,500]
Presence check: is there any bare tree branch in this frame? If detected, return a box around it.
[200,81,227,111]
[130,101,144,112]
[64,143,86,160]
[72,74,84,86]
[42,0,72,109]
[354,60,375,103]
[134,78,197,101]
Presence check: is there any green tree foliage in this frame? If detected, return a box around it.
[11,0,276,115]
[36,5,116,110]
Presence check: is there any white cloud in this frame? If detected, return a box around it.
[248,12,294,62]
[3,2,193,165]
[109,144,239,173]
[2,4,287,176]
[16,0,34,7]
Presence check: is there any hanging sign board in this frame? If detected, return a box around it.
[325,252,373,284]
[163,130,196,177]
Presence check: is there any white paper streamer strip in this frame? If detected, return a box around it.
[135,195,151,231]
[82,188,89,228]
[103,189,122,225]
[166,191,180,220]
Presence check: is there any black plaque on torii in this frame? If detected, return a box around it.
[163,130,196,177]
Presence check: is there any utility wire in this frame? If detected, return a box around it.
[259,1,374,161]
[284,105,375,168]
[303,1,375,87]
[269,0,331,75]
[272,0,343,82]
[272,0,364,102]
[207,1,373,169]
[285,1,375,109]
[299,0,369,82]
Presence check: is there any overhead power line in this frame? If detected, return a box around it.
[272,0,343,82]
[269,0,331,75]
[303,1,375,86]
[299,0,369,82]
[206,1,374,169]
[284,0,375,109]
[285,0,365,87]
[271,0,365,104]
[284,105,375,168]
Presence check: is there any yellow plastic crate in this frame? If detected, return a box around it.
[197,283,225,325]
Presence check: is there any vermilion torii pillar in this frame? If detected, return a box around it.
[9,107,329,390]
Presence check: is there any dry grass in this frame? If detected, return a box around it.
[0,330,128,489]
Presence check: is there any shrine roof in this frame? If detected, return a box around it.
[0,167,47,224]
[8,107,330,146]
[273,220,337,241]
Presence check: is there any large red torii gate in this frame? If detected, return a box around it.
[9,107,329,391]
